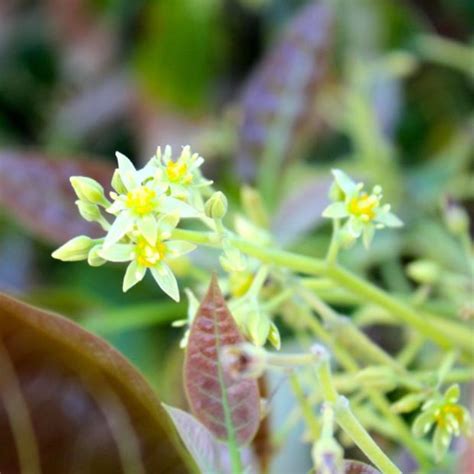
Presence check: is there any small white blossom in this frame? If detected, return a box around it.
[323,169,403,248]
[103,152,197,249]
[99,214,195,300]
[53,146,210,301]
[155,145,212,203]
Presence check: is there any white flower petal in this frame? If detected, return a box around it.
[332,169,357,196]
[150,263,180,301]
[376,211,403,227]
[166,241,196,258]
[160,196,198,218]
[122,261,146,292]
[136,159,158,183]
[322,202,349,219]
[116,152,138,190]
[137,215,158,245]
[100,243,134,262]
[104,212,133,248]
[106,199,126,215]
[157,213,180,239]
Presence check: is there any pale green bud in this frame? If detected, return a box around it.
[76,200,102,223]
[204,191,228,220]
[444,202,469,236]
[111,168,127,194]
[312,434,344,474]
[406,260,440,284]
[52,236,95,262]
[70,176,108,206]
[391,392,427,414]
[87,244,106,267]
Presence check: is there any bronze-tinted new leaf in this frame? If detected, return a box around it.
[183,275,260,446]
[344,460,381,474]
[0,151,113,243]
[0,292,198,474]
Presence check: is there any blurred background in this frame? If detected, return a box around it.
[0,0,473,471]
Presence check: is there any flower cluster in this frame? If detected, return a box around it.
[52,146,211,301]
[323,169,402,248]
[412,384,472,462]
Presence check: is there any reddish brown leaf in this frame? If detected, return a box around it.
[183,275,260,446]
[344,460,381,474]
[0,150,114,243]
[0,292,198,473]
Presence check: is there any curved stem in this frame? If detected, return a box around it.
[170,229,473,357]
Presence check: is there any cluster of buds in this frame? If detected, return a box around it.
[323,169,402,248]
[53,146,212,301]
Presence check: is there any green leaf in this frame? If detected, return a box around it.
[0,292,198,473]
[183,275,260,450]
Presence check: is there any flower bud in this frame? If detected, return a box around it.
[70,176,108,206]
[406,260,440,285]
[220,343,267,380]
[443,200,469,236]
[204,191,228,220]
[52,236,95,261]
[76,200,103,223]
[312,435,344,474]
[87,244,106,267]
[391,392,427,414]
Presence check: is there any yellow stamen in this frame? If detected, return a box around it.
[126,186,156,215]
[135,237,167,268]
[436,404,463,429]
[348,193,379,221]
[166,160,192,183]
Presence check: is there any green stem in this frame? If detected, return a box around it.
[289,374,321,440]
[326,219,340,265]
[325,265,472,357]
[315,358,401,474]
[335,399,401,474]
[170,229,472,356]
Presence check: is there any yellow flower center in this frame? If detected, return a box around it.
[126,186,156,215]
[436,404,464,429]
[165,160,192,184]
[348,193,379,222]
[135,238,167,268]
